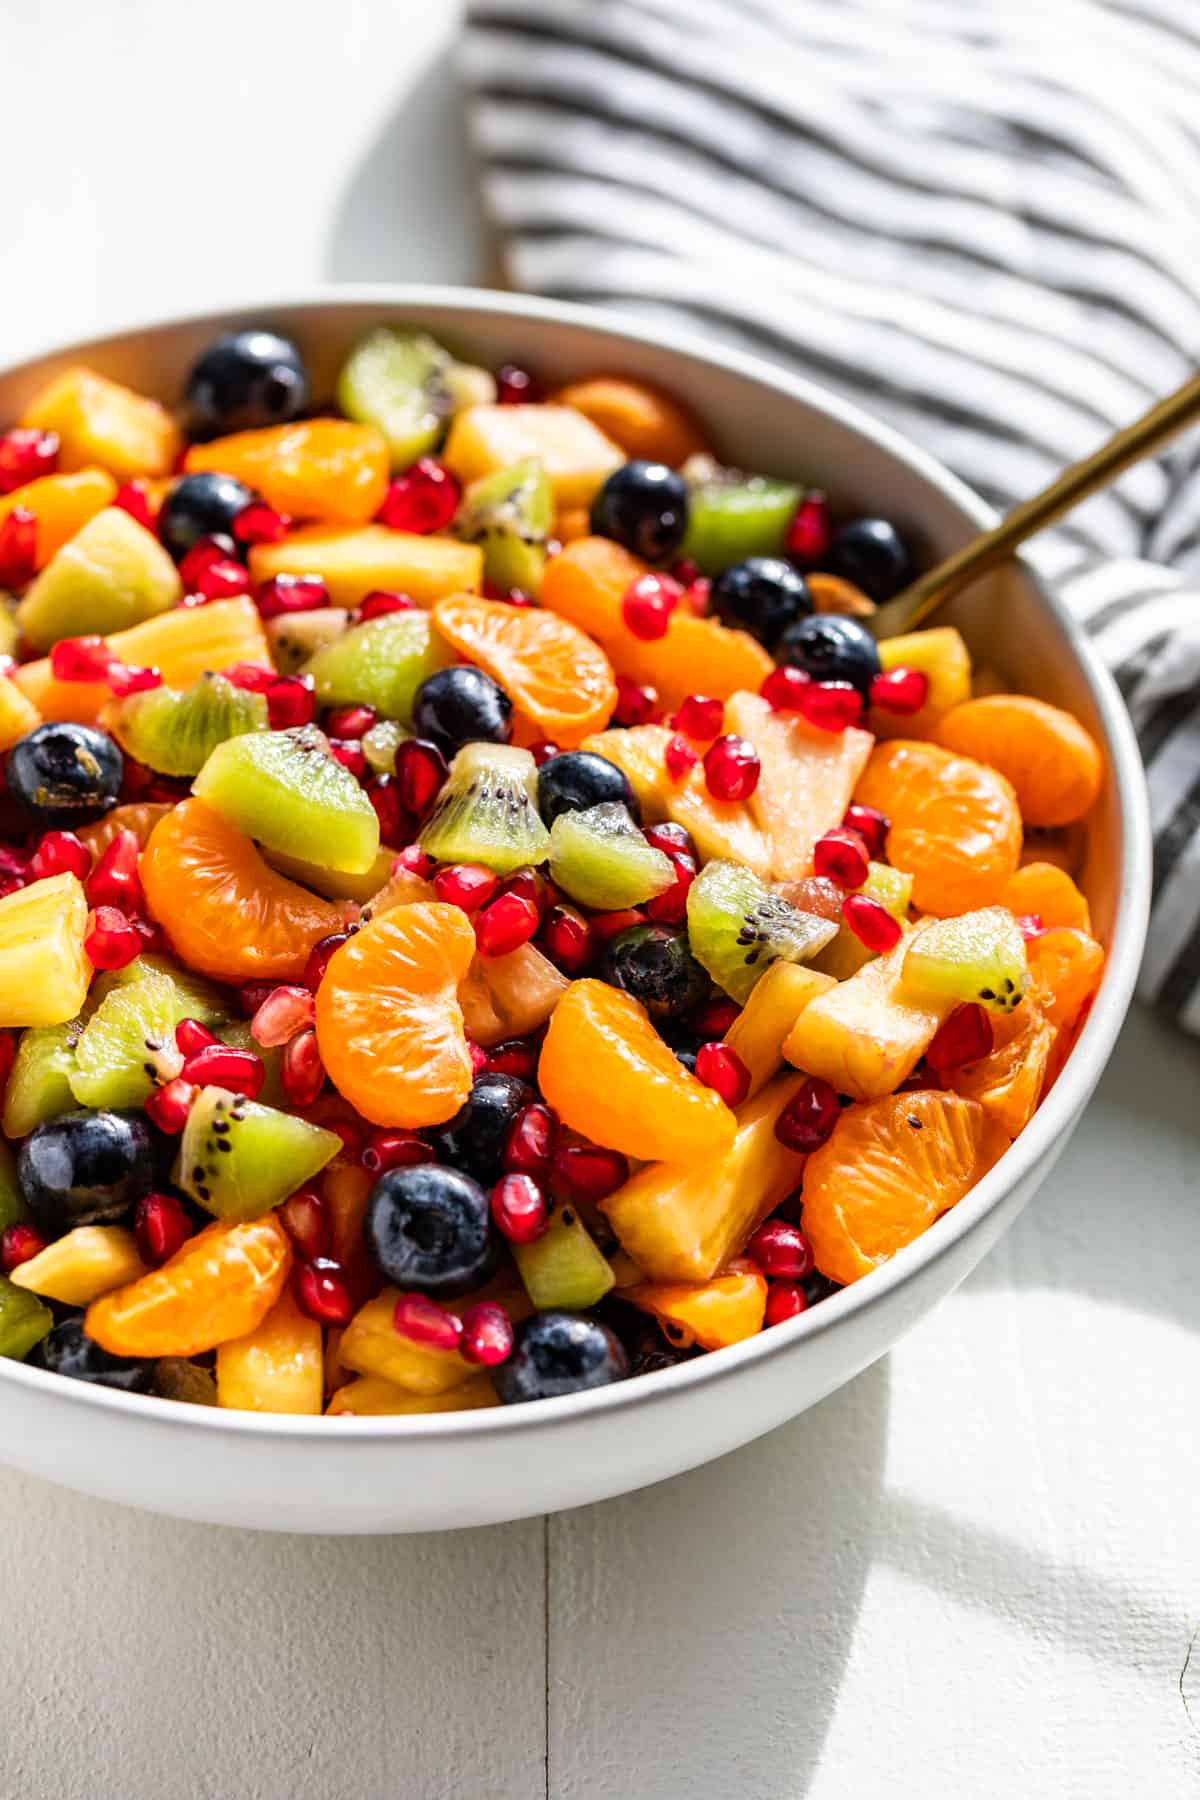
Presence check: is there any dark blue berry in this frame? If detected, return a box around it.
[710,556,811,646]
[158,472,255,561]
[776,614,881,697]
[590,461,689,562]
[18,1110,156,1237]
[28,1318,155,1393]
[827,518,914,603]
[536,751,639,828]
[602,924,709,1024]
[366,1164,496,1298]
[6,722,123,828]
[596,1298,694,1376]
[411,666,513,758]
[429,1073,533,1185]
[493,1310,629,1404]
[184,328,310,438]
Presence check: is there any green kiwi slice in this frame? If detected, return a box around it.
[192,725,380,874]
[265,607,347,675]
[70,968,192,1110]
[686,859,837,1004]
[105,673,267,778]
[304,610,447,725]
[17,506,181,651]
[420,743,551,877]
[3,1021,82,1139]
[336,327,454,470]
[174,1087,342,1220]
[547,803,674,912]
[681,456,803,576]
[512,1205,615,1311]
[0,1144,28,1232]
[455,459,553,598]
[0,1276,53,1361]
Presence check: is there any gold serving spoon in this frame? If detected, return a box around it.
[871,369,1200,638]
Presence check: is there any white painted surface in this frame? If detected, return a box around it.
[1,3,1198,1794]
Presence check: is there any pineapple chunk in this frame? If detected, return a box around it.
[725,960,837,1098]
[0,674,40,751]
[784,923,952,1100]
[457,942,570,1047]
[216,1286,323,1414]
[602,1074,809,1283]
[327,1371,499,1415]
[725,690,874,879]
[0,469,118,569]
[584,724,771,876]
[10,1225,145,1305]
[870,626,971,740]
[248,525,482,609]
[18,506,182,651]
[627,1264,768,1351]
[443,405,623,508]
[0,874,91,1027]
[340,1278,532,1395]
[20,367,180,480]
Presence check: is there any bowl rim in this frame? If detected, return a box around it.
[0,284,1153,1443]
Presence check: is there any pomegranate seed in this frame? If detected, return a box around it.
[842,803,889,860]
[294,1257,358,1327]
[324,703,377,740]
[747,1219,815,1280]
[486,1039,538,1080]
[224,662,275,694]
[551,1144,629,1202]
[278,1187,330,1260]
[502,869,549,916]
[108,662,162,698]
[764,1281,809,1327]
[674,693,724,740]
[281,1028,325,1106]
[394,844,435,881]
[613,676,659,727]
[496,364,540,404]
[266,674,315,729]
[760,665,812,711]
[377,458,460,534]
[0,845,26,899]
[1015,913,1045,941]
[234,501,291,545]
[664,734,698,782]
[144,1077,198,1134]
[433,863,499,912]
[0,428,57,494]
[703,734,760,802]
[460,1301,515,1367]
[476,891,540,957]
[113,480,157,531]
[130,915,169,955]
[30,830,90,882]
[812,827,870,890]
[330,740,366,779]
[179,540,249,600]
[304,932,350,989]
[0,1031,15,1091]
[255,573,329,619]
[644,821,695,858]
[0,1222,47,1273]
[682,576,711,615]
[327,1116,368,1160]
[85,829,143,910]
[869,667,929,715]
[0,508,36,588]
[491,1172,549,1244]
[180,1042,265,1098]
[362,1129,434,1176]
[366,774,408,845]
[926,1002,994,1073]
[134,1192,192,1267]
[785,491,832,565]
[504,1102,558,1176]
[50,635,116,682]
[622,573,680,640]
[393,738,448,819]
[357,589,416,618]
[775,1076,840,1152]
[643,848,695,926]
[798,681,864,733]
[393,1294,462,1350]
[251,985,314,1048]
[694,1040,750,1107]
[529,739,559,767]
[237,980,280,1018]
[539,904,594,974]
[174,1017,219,1057]
[842,892,903,953]
[468,1038,489,1075]
[588,907,646,944]
[694,997,741,1039]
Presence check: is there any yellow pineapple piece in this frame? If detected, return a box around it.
[443,405,624,508]
[784,922,952,1100]
[583,724,771,876]
[0,674,40,751]
[457,942,569,1047]
[870,626,971,740]
[725,960,837,1098]
[10,1225,145,1305]
[248,525,482,609]
[601,1074,809,1283]
[725,690,874,878]
[0,874,91,1027]
[215,1286,324,1414]
[340,1278,531,1395]
[20,367,180,480]
[18,506,182,651]
[326,1372,500,1415]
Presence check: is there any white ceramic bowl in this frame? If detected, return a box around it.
[0,289,1150,1532]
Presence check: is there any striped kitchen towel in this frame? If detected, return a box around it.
[461,0,1200,1032]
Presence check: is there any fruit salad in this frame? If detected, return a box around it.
[0,327,1106,1414]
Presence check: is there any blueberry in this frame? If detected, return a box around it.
[674,1047,698,1074]
[158,472,255,561]
[411,667,513,758]
[776,614,881,697]
[710,556,811,646]
[365,1163,497,1298]
[27,1317,155,1393]
[827,518,914,603]
[184,328,310,438]
[18,1110,156,1237]
[590,461,689,562]
[6,723,123,828]
[537,751,639,828]
[494,1310,629,1404]
[429,1072,534,1185]
[602,924,709,1023]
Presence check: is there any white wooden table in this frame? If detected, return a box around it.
[2,5,1198,1794]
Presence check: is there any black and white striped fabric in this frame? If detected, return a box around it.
[461,0,1200,1033]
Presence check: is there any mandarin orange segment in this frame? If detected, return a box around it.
[854,740,1022,915]
[539,979,737,1163]
[432,592,617,748]
[627,1263,768,1351]
[141,798,357,982]
[1026,926,1105,1030]
[0,469,118,568]
[1000,861,1091,932]
[185,420,389,525]
[549,375,710,467]
[945,999,1057,1138]
[21,368,180,480]
[78,802,173,856]
[801,1089,1007,1286]
[85,1214,292,1357]
[315,902,477,1128]
[934,694,1102,827]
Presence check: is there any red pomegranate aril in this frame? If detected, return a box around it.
[694,996,741,1040]
[255,573,330,619]
[476,891,540,957]
[675,693,724,741]
[703,734,760,802]
[0,846,26,900]
[842,892,903,953]
[0,507,36,588]
[330,740,366,779]
[236,980,279,1018]
[926,1002,994,1073]
[181,546,249,601]
[325,703,377,740]
[491,1172,549,1244]
[764,1281,809,1327]
[551,1144,629,1202]
[376,458,460,534]
[281,1028,325,1106]
[362,1129,434,1176]
[502,868,549,915]
[760,665,812,712]
[0,1222,48,1273]
[0,1031,15,1091]
[459,1301,515,1367]
[467,1038,488,1076]
[234,501,291,545]
[643,849,695,926]
[278,1187,330,1261]
[775,1075,840,1152]
[0,428,58,494]
[266,674,316,729]
[798,681,864,733]
[114,480,157,530]
[394,738,448,819]
[251,985,315,1048]
[174,1016,219,1057]
[358,589,416,619]
[812,827,870,891]
[30,830,90,882]
[613,675,659,727]
[588,907,646,944]
[869,666,929,715]
[643,821,695,858]
[393,1293,463,1350]
[144,1078,198,1135]
[1015,913,1045,941]
[295,1258,357,1328]
[842,802,889,860]
[224,662,275,694]
[496,363,540,404]
[682,576,711,616]
[529,739,559,767]
[304,932,350,989]
[433,862,499,912]
[108,662,162,698]
[664,734,698,782]
[50,635,116,682]
[785,490,832,565]
[486,1039,538,1081]
[539,904,594,975]
[694,1040,750,1107]
[86,829,143,911]
[180,1042,265,1098]
[366,774,407,845]
[747,1218,815,1281]
[394,844,435,881]
[85,907,143,971]
[504,1102,558,1177]
[130,915,169,956]
[622,572,680,641]
[134,1193,192,1268]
